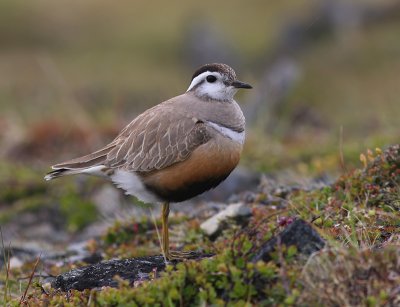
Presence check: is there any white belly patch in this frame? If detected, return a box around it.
[111,170,161,204]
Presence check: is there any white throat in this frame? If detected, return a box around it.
[186,71,237,101]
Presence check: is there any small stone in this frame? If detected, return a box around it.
[9,257,23,269]
[200,202,252,236]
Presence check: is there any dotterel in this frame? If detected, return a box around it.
[45,63,252,260]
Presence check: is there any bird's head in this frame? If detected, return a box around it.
[187,63,252,101]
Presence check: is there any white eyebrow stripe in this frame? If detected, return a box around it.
[187,71,209,91]
[187,71,223,91]
[206,121,245,145]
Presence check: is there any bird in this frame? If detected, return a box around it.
[45,63,252,260]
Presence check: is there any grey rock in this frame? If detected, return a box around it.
[252,219,325,262]
[52,252,211,291]
[257,172,332,206]
[52,256,166,291]
[0,243,53,269]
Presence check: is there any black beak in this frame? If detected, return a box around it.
[232,80,253,89]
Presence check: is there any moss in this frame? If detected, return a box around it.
[0,163,47,205]
[0,195,51,224]
[0,162,100,234]
[59,192,98,233]
[300,247,400,306]
[289,145,400,248]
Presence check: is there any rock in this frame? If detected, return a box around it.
[0,240,103,271]
[0,245,46,268]
[256,173,332,207]
[62,241,103,265]
[252,219,325,262]
[9,257,23,269]
[52,256,166,291]
[200,203,252,237]
[176,201,227,220]
[52,252,211,291]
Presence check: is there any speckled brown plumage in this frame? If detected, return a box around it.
[51,92,244,177]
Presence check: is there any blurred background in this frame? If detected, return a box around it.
[0,0,399,248]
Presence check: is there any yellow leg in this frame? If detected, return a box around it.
[161,202,170,259]
[161,202,200,261]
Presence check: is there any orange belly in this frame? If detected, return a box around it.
[141,136,242,202]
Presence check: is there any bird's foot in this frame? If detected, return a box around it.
[166,250,203,261]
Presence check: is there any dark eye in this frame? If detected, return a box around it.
[206,75,217,83]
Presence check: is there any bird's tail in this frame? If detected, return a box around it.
[44,143,115,181]
[44,168,84,181]
[44,165,108,181]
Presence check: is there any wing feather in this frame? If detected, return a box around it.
[50,103,213,173]
[98,106,212,172]
[52,144,117,169]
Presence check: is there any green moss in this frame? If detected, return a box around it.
[0,163,47,205]
[0,195,50,224]
[0,161,101,234]
[289,145,399,248]
[103,217,155,246]
[59,192,98,233]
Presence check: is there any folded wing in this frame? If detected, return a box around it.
[45,105,212,179]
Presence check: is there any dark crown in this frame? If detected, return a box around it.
[191,63,237,81]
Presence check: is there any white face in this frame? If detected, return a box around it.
[186,71,238,101]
